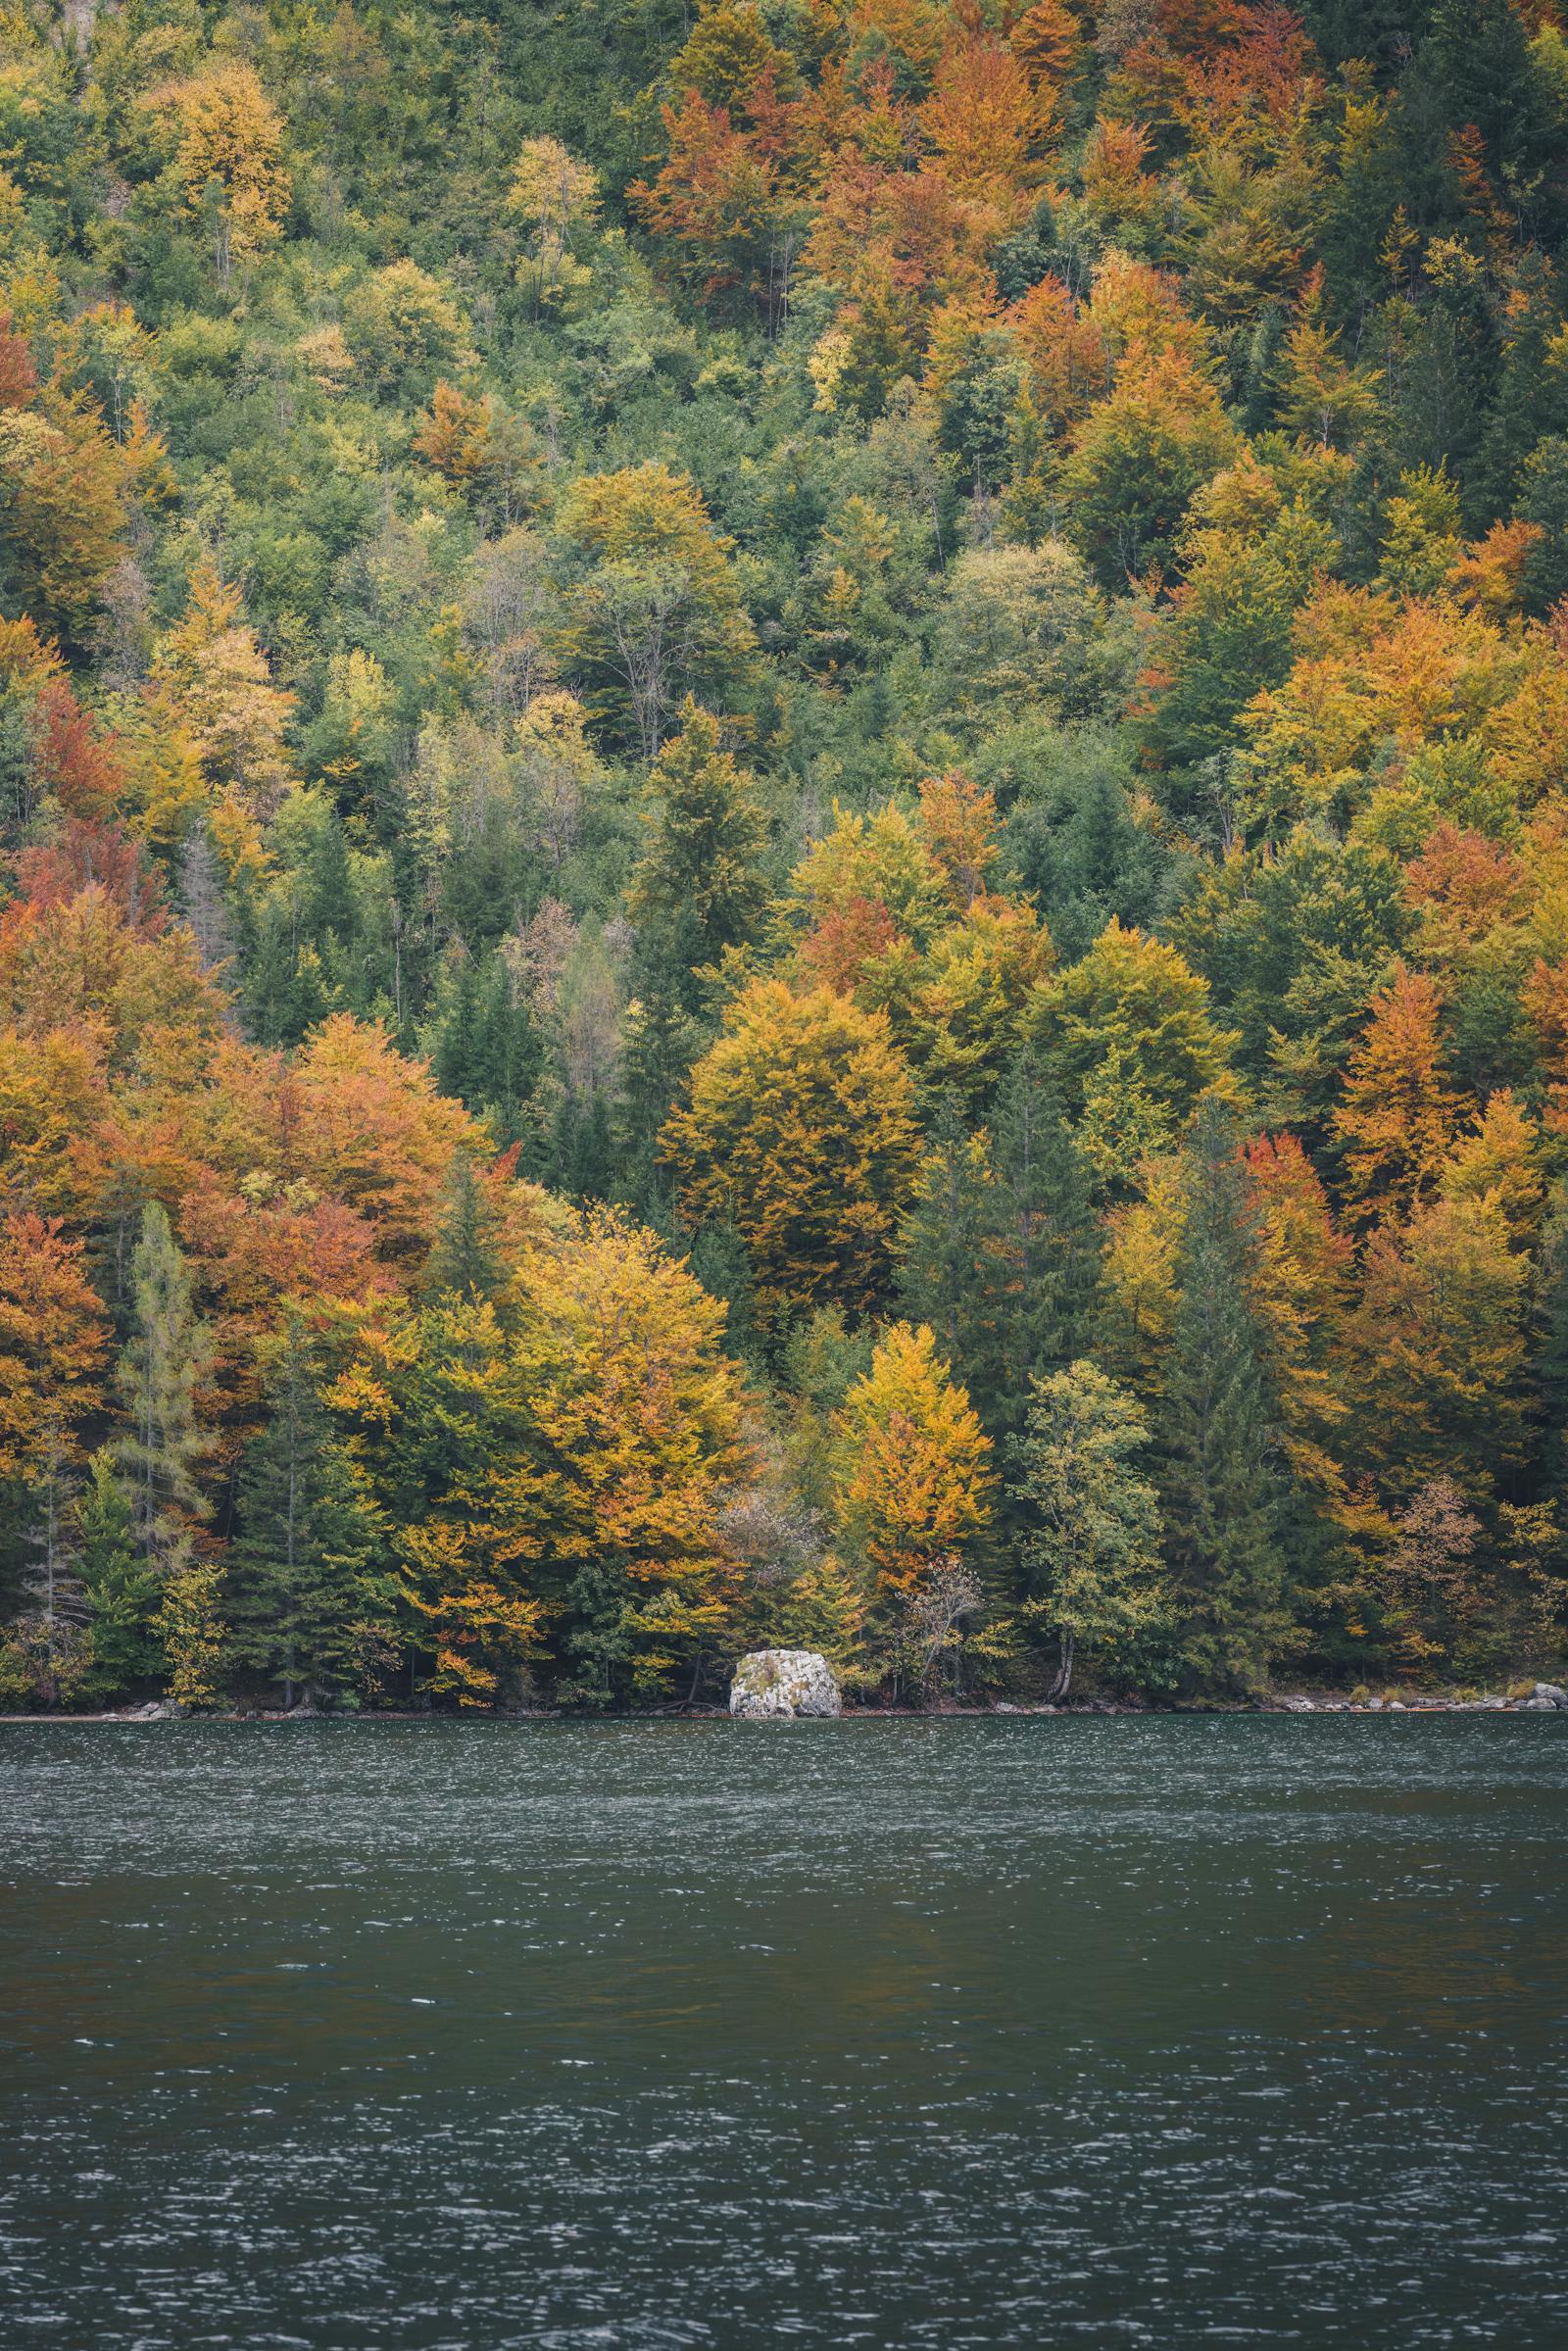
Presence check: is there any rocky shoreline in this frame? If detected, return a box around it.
[6,1682,1568,1726]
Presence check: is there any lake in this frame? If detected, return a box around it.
[2,1716,1565,2347]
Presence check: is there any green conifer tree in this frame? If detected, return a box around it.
[897,1092,1001,1412]
[1156,1102,1291,1694]
[78,1448,163,1697]
[984,1053,1102,1423]
[115,1201,209,1580]
[627,701,771,974]
[225,1317,389,1706]
[425,1152,505,1305]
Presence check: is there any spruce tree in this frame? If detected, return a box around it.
[985,1053,1101,1421]
[425,1152,504,1304]
[225,1316,386,1706]
[1532,1182,1568,1509]
[897,1092,1000,1414]
[78,1448,163,1696]
[426,951,540,1145]
[1156,1101,1291,1694]
[898,1064,1101,1449]
[627,701,771,974]
[115,1201,209,1579]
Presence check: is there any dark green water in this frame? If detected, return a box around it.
[2,1717,1565,2348]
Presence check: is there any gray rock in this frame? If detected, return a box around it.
[1523,1693,1558,1710]
[1533,1683,1568,1709]
[729,1649,841,1721]
[1276,1695,1315,1712]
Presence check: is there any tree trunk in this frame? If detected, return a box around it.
[1049,1627,1074,1701]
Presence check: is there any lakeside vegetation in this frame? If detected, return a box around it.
[5,0,1568,1712]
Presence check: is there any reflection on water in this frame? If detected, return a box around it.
[2,1716,1565,2346]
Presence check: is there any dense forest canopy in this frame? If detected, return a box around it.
[4,0,1568,1711]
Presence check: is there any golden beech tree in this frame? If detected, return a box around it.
[662,978,922,1318]
[1438,1091,1544,1246]
[148,563,297,815]
[830,1321,992,1598]
[0,360,143,642]
[508,137,600,315]
[898,899,1054,1114]
[285,1019,511,1268]
[515,1209,752,1703]
[1026,920,1238,1190]
[152,62,289,279]
[553,463,759,754]
[1348,1196,1529,1497]
[788,802,951,956]
[0,1026,113,1223]
[0,884,220,1072]
[921,37,1051,225]
[1010,0,1084,91]
[1521,955,1568,1143]
[916,770,1000,911]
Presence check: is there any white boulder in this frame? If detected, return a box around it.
[729,1649,842,1720]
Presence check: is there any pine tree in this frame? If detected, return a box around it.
[1156,1102,1291,1694]
[226,1316,387,1706]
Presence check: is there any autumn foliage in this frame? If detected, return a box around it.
[4,0,1568,1709]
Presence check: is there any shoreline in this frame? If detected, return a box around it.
[5,1688,1566,1727]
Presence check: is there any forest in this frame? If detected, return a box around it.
[3,0,1568,1712]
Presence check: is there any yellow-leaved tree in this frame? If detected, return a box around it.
[508,138,600,316]
[662,978,921,1321]
[148,562,297,818]
[517,1208,753,1707]
[151,63,290,281]
[831,1321,993,1598]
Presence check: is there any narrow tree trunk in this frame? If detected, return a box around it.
[1049,1627,1074,1701]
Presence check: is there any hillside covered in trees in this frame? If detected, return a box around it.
[5,0,1568,1711]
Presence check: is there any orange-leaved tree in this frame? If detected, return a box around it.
[1333,962,1459,1226]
